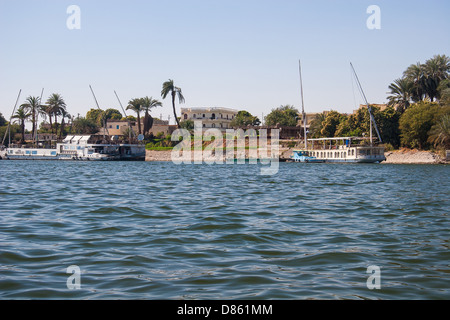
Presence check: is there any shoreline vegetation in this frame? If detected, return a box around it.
[1,55,449,163]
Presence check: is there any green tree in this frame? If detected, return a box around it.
[86,108,104,126]
[46,93,67,136]
[320,111,346,137]
[378,107,401,148]
[399,101,441,149]
[20,96,42,139]
[0,112,6,127]
[140,96,162,135]
[402,55,450,103]
[59,109,71,139]
[428,114,450,149]
[72,117,98,134]
[403,62,426,102]
[264,105,299,127]
[127,98,143,135]
[387,78,413,112]
[180,119,194,130]
[230,110,261,127]
[12,105,30,143]
[308,112,326,138]
[161,79,185,128]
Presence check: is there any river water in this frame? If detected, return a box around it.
[0,160,449,299]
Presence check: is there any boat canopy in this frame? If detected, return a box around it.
[63,136,74,143]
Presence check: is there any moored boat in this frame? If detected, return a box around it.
[4,135,145,161]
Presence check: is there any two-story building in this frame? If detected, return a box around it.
[180,107,239,131]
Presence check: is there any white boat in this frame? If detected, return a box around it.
[293,61,385,164]
[293,137,385,163]
[4,135,145,161]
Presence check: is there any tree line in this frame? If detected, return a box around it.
[260,55,450,150]
[0,79,186,145]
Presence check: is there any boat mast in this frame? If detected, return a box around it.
[114,90,136,142]
[89,85,109,140]
[2,89,22,147]
[350,63,382,145]
[35,88,44,146]
[299,60,307,149]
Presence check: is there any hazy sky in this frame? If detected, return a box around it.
[1,0,449,125]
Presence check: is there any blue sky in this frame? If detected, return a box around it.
[0,0,449,125]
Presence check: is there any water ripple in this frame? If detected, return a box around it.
[0,161,449,299]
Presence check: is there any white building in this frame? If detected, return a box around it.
[181,107,239,130]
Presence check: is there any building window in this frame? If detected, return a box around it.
[116,125,120,130]
[212,113,216,119]
[203,114,206,118]
[184,114,188,120]
[193,114,196,119]
[212,123,215,128]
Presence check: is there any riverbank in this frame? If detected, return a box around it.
[383,149,446,164]
[146,148,448,164]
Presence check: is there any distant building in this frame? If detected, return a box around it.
[354,104,390,114]
[101,119,176,137]
[24,133,57,142]
[181,107,239,130]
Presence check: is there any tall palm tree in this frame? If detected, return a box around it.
[387,78,414,112]
[46,93,67,135]
[141,96,162,135]
[12,105,30,144]
[403,62,426,102]
[424,55,450,101]
[161,79,185,128]
[20,96,41,141]
[59,109,71,139]
[127,98,144,135]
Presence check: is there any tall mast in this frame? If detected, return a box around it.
[299,60,307,149]
[2,89,22,147]
[89,85,109,139]
[36,88,44,146]
[114,90,135,142]
[350,63,382,145]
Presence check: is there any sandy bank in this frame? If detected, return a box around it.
[383,150,445,164]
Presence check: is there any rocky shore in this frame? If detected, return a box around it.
[383,150,446,164]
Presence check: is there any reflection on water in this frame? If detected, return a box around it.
[0,161,449,299]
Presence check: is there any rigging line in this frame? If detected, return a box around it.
[350,63,382,143]
[89,85,109,138]
[350,65,358,111]
[299,60,307,148]
[114,90,136,139]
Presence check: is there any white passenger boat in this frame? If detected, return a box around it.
[4,135,145,161]
[293,61,385,164]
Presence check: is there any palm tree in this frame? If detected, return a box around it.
[12,105,30,144]
[20,96,41,141]
[428,114,450,148]
[141,96,162,135]
[59,109,71,139]
[424,55,450,101]
[127,98,144,135]
[46,93,67,135]
[403,62,426,102]
[387,78,414,112]
[161,79,185,128]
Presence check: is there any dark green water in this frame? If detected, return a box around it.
[0,161,449,299]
